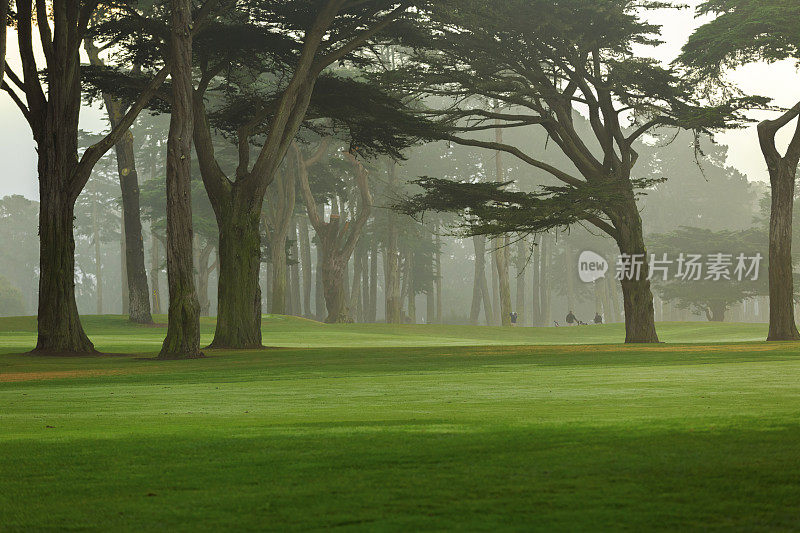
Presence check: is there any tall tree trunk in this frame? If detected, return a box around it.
[495,236,512,326]
[515,238,526,324]
[159,0,202,359]
[565,238,575,312]
[368,243,378,322]
[350,246,364,321]
[93,203,103,315]
[197,244,213,317]
[212,198,263,348]
[470,235,483,325]
[435,229,443,324]
[759,106,800,340]
[299,216,312,318]
[289,217,302,316]
[120,214,129,314]
[385,161,402,324]
[315,238,326,321]
[491,245,500,325]
[531,235,540,326]
[609,192,660,343]
[85,40,153,324]
[540,233,551,326]
[407,250,416,324]
[35,172,96,354]
[150,232,162,314]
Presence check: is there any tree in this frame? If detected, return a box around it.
[84,38,153,324]
[648,227,766,322]
[0,0,183,354]
[679,0,800,340]
[159,0,203,359]
[395,0,758,342]
[0,275,24,317]
[296,147,372,323]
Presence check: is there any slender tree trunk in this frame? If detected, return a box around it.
[540,233,551,326]
[470,236,483,325]
[531,235,540,326]
[289,217,302,316]
[565,239,575,312]
[495,236,512,326]
[368,243,378,322]
[212,199,263,348]
[426,285,434,325]
[150,232,162,314]
[407,251,416,324]
[85,41,153,324]
[197,244,213,316]
[491,245,500,325]
[120,214,129,315]
[516,237,526,324]
[315,238,326,321]
[159,0,202,359]
[385,162,402,324]
[435,230,443,324]
[299,216,312,318]
[350,247,364,321]
[93,203,103,315]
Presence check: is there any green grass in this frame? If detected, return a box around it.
[1,316,799,531]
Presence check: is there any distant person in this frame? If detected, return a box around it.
[566,310,576,326]
[510,312,518,326]
[594,313,603,325]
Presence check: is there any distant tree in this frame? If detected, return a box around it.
[648,227,766,322]
[396,0,759,342]
[0,195,38,313]
[0,275,24,317]
[680,0,800,340]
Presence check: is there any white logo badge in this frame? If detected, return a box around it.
[578,251,608,283]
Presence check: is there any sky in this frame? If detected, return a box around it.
[1,3,798,200]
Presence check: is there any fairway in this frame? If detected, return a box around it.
[1,317,799,530]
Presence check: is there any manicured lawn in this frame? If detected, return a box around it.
[1,316,799,530]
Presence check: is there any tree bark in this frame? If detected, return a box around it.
[211,198,263,348]
[495,236,512,326]
[385,161,402,324]
[159,0,202,359]
[299,215,313,318]
[758,104,800,341]
[150,232,162,314]
[84,42,153,324]
[609,192,660,343]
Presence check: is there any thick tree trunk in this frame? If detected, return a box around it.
[765,160,800,340]
[212,202,263,348]
[705,302,726,322]
[321,250,350,323]
[610,193,660,343]
[35,185,96,354]
[159,0,202,359]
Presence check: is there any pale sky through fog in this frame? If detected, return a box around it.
[0,3,798,200]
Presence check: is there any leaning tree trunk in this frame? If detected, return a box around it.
[610,192,660,343]
[159,0,202,359]
[766,160,799,340]
[212,198,263,348]
[758,104,800,340]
